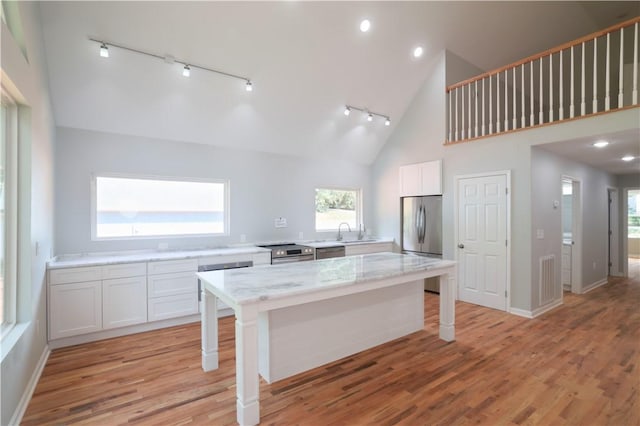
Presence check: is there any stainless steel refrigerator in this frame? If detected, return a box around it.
[401,195,442,292]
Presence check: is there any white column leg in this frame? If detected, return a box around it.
[236,305,260,426]
[439,270,456,342]
[201,288,219,371]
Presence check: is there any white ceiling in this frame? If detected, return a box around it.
[537,129,640,175]
[38,1,637,165]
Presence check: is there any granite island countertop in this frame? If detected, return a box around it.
[197,252,455,305]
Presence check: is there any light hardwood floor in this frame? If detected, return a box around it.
[23,272,639,425]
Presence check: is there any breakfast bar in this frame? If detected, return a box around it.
[197,252,457,426]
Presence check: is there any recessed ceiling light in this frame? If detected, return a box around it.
[245,80,253,92]
[593,140,609,148]
[413,46,424,58]
[344,106,351,116]
[367,113,373,122]
[360,19,371,32]
[622,155,635,162]
[182,65,191,77]
[99,43,109,58]
[385,118,391,126]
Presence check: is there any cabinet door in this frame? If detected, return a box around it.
[148,271,197,298]
[103,277,147,329]
[419,160,442,195]
[49,281,102,340]
[399,164,422,197]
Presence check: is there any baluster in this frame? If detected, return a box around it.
[504,70,508,131]
[581,42,586,115]
[468,82,472,138]
[559,50,564,120]
[530,60,534,126]
[448,90,452,141]
[461,85,465,140]
[521,64,525,128]
[474,80,478,137]
[593,37,598,113]
[455,87,459,140]
[489,75,493,134]
[570,46,575,118]
[605,32,611,111]
[618,27,624,108]
[634,23,638,105]
[482,78,486,136]
[512,67,517,129]
[497,73,501,132]
[539,57,544,123]
[549,53,554,122]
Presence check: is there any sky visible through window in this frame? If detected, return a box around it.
[96,176,226,238]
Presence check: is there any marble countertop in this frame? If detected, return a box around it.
[304,238,393,249]
[197,252,455,305]
[47,246,271,269]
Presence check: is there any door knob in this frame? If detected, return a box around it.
[458,243,465,249]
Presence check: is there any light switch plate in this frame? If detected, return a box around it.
[275,217,287,228]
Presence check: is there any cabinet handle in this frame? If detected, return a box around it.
[458,243,465,249]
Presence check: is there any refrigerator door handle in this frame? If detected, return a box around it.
[419,205,425,244]
[415,205,422,244]
[420,204,427,244]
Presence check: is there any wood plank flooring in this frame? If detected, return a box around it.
[23,270,639,425]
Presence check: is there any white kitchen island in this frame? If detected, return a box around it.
[197,252,456,426]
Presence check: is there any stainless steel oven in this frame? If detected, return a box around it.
[258,243,314,264]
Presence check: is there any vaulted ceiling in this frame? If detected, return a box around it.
[39,1,637,165]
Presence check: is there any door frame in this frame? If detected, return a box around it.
[453,170,511,311]
[622,186,640,277]
[561,175,583,294]
[607,187,621,277]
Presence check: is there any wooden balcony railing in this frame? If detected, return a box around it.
[445,16,640,144]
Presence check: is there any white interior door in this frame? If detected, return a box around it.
[457,173,508,311]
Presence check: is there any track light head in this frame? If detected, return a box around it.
[183,65,191,77]
[344,106,351,116]
[100,43,109,58]
[367,113,373,122]
[385,118,391,126]
[245,80,253,92]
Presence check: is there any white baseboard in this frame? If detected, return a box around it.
[509,299,563,319]
[508,307,533,319]
[9,344,50,426]
[581,278,608,294]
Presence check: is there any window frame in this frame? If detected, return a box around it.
[1,87,18,340]
[90,173,230,241]
[314,186,362,232]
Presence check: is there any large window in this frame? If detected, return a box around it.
[315,188,361,231]
[629,189,640,238]
[1,89,18,339]
[93,175,229,239]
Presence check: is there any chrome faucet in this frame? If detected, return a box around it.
[337,222,351,241]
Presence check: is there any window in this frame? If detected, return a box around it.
[315,188,361,231]
[629,189,640,239]
[1,89,18,339]
[92,175,229,239]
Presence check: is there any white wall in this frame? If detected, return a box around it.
[531,147,617,303]
[54,127,373,254]
[1,2,56,424]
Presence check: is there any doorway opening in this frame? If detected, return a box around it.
[561,176,582,294]
[627,189,640,280]
[608,188,620,277]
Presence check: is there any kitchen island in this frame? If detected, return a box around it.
[197,252,456,426]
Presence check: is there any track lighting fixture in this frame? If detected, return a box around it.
[100,43,109,58]
[343,104,391,126]
[90,38,252,90]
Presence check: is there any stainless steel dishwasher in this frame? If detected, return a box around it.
[197,260,253,301]
[315,245,345,259]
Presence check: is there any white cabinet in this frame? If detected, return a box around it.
[399,160,442,197]
[103,276,147,329]
[345,242,394,256]
[49,280,102,340]
[147,259,198,322]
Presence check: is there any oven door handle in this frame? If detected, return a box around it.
[271,255,314,264]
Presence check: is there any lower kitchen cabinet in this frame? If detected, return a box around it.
[345,242,394,256]
[49,281,102,340]
[103,276,147,329]
[148,293,199,322]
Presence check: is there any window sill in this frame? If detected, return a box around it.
[1,322,30,362]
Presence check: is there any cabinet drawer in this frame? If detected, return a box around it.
[148,272,197,298]
[148,259,198,275]
[49,266,102,285]
[49,281,102,339]
[102,262,146,279]
[148,294,198,322]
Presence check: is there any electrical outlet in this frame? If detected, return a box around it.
[275,217,287,228]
